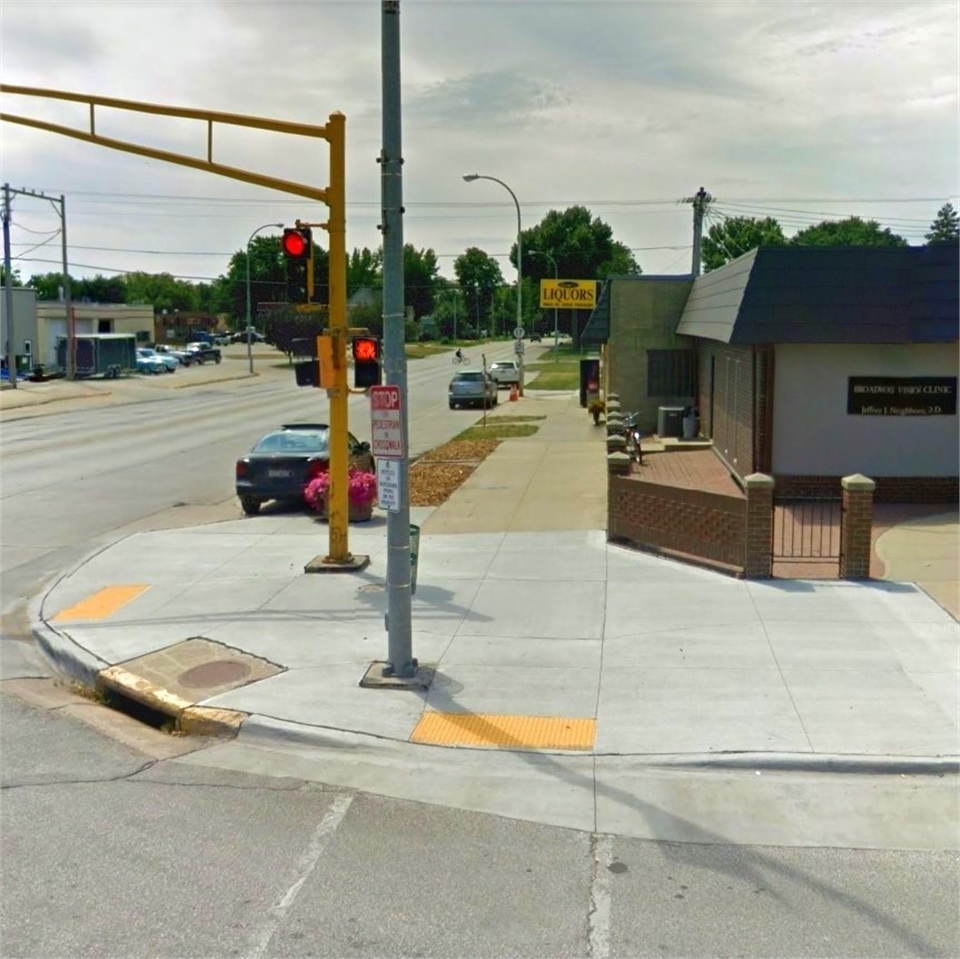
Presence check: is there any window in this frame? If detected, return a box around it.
[97,319,112,333]
[647,349,696,397]
[136,330,150,342]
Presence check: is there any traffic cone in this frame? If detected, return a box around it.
[509,383,519,402]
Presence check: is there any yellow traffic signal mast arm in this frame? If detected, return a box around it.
[0,85,330,204]
[1,85,358,566]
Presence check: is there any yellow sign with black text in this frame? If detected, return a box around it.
[539,279,597,310]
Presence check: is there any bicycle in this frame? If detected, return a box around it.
[622,411,643,464]
[452,353,471,365]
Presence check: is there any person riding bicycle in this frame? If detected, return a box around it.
[455,348,463,362]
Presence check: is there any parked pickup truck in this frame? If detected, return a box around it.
[488,360,521,388]
[185,342,222,364]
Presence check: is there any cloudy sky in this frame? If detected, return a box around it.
[1,0,957,287]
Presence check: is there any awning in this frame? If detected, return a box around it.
[580,281,609,346]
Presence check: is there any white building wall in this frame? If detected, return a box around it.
[772,343,959,476]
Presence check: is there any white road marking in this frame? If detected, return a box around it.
[246,793,354,958]
[588,833,613,959]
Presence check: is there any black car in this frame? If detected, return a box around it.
[235,424,374,515]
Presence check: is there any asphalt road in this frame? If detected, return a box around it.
[2,688,956,958]
[0,342,523,623]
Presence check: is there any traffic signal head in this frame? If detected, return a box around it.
[282,227,313,302]
[281,228,311,260]
[351,335,381,388]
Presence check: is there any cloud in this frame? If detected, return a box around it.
[406,71,570,127]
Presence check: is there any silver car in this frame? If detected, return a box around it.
[448,370,498,409]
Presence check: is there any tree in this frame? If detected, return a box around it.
[28,272,69,300]
[75,274,126,303]
[216,235,288,326]
[124,272,199,312]
[791,216,907,248]
[701,216,787,272]
[402,245,440,320]
[1,265,23,286]
[516,206,640,282]
[262,307,328,362]
[454,247,503,331]
[925,203,959,245]
[347,247,382,296]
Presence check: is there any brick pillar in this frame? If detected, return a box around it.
[607,452,631,541]
[743,473,775,579]
[840,474,875,580]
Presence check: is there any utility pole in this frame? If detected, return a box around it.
[379,0,416,679]
[2,186,74,380]
[60,194,74,380]
[684,186,712,277]
[2,184,15,388]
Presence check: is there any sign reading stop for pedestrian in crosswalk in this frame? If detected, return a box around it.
[369,385,403,459]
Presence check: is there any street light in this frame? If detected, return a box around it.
[529,249,559,362]
[246,222,283,374]
[463,173,523,394]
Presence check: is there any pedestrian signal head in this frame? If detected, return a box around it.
[351,335,381,388]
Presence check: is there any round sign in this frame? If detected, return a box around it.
[513,327,525,339]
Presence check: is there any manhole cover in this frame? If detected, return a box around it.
[179,660,251,689]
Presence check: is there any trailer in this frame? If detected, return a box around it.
[56,333,138,379]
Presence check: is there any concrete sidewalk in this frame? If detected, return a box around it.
[27,391,960,848]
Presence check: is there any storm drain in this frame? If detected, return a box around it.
[95,637,284,735]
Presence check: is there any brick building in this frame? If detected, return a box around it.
[586,245,959,503]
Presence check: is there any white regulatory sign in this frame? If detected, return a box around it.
[513,326,525,339]
[377,458,400,512]
[369,385,403,459]
[514,340,525,354]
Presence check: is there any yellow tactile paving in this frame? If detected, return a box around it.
[411,712,596,750]
[52,585,150,622]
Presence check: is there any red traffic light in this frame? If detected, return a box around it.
[352,337,379,362]
[282,228,311,259]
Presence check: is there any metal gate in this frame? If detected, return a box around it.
[773,497,842,573]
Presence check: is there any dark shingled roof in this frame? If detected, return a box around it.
[677,245,959,345]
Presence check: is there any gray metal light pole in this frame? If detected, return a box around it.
[529,249,558,361]
[245,222,283,374]
[381,0,415,678]
[463,173,523,394]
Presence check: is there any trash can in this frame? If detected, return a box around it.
[657,406,684,438]
[682,406,699,440]
[409,524,421,596]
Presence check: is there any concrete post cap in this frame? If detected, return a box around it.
[743,473,775,489]
[841,473,876,491]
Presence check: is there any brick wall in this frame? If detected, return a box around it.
[609,474,747,570]
[775,474,957,503]
[608,278,696,433]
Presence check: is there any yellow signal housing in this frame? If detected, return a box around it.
[317,334,335,388]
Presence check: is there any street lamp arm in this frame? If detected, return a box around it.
[245,221,283,374]
[463,172,524,391]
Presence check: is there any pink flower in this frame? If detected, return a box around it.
[304,468,377,511]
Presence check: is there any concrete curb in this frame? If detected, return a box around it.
[31,620,109,687]
[97,665,246,738]
[234,714,958,776]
